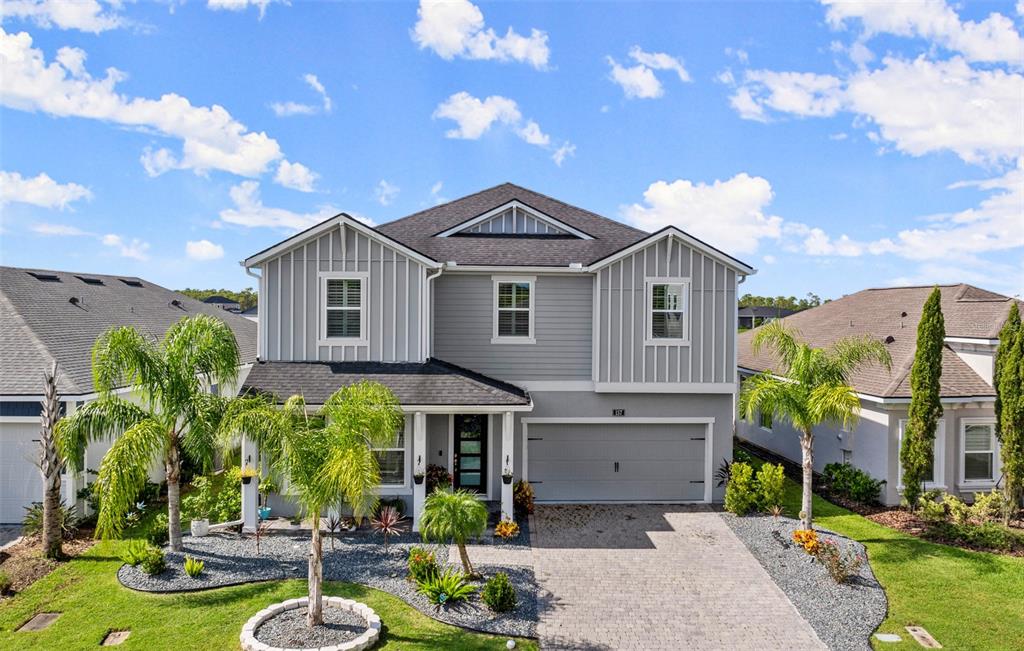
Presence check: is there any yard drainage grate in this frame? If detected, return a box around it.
[101,630,131,646]
[906,626,942,648]
[17,612,60,631]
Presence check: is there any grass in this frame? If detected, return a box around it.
[753,456,1024,650]
[0,536,536,651]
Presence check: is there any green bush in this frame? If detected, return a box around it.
[942,493,970,524]
[182,471,242,524]
[756,463,786,510]
[407,546,438,583]
[814,540,864,583]
[513,480,534,515]
[822,463,884,504]
[21,502,79,539]
[0,572,12,595]
[183,556,205,578]
[146,513,169,547]
[121,540,149,566]
[481,572,517,613]
[918,496,947,524]
[927,521,1024,552]
[969,490,1005,524]
[416,568,477,606]
[733,447,753,465]
[724,462,758,515]
[140,546,166,575]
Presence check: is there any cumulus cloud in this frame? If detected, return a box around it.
[375,179,399,206]
[31,222,91,236]
[607,46,690,99]
[218,181,338,231]
[274,160,318,192]
[270,72,332,117]
[206,0,284,20]
[0,170,92,209]
[101,233,150,261]
[552,142,576,167]
[411,0,549,69]
[185,239,225,261]
[1,0,126,33]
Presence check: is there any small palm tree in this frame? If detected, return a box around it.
[39,362,64,559]
[739,321,891,530]
[419,488,488,578]
[56,315,239,551]
[220,381,403,627]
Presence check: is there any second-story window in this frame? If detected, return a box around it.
[492,276,535,344]
[320,273,367,343]
[646,279,689,344]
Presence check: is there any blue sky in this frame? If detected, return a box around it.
[1,0,1021,300]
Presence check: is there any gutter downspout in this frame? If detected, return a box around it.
[244,264,263,360]
[423,265,445,360]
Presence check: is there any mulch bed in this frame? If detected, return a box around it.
[0,531,97,597]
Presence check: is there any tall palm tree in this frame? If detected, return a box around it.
[739,321,891,530]
[220,382,403,627]
[419,488,488,578]
[56,315,240,551]
[39,361,64,559]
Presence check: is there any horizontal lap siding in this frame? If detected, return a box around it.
[597,237,736,384]
[262,225,425,362]
[433,274,591,381]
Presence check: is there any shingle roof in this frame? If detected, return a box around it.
[738,306,797,318]
[0,266,257,397]
[204,295,238,304]
[241,358,531,406]
[738,284,1020,399]
[375,183,649,266]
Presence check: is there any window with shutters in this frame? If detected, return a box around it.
[491,276,535,344]
[319,273,367,344]
[960,419,999,484]
[645,278,690,344]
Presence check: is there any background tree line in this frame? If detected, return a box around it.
[739,292,826,311]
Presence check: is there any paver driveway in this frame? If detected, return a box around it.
[531,504,825,650]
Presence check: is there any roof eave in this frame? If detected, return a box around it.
[586,226,756,275]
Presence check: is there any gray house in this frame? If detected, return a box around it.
[239,183,754,530]
[737,284,1020,506]
[737,305,795,329]
[0,266,257,523]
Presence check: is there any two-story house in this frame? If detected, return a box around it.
[239,183,754,530]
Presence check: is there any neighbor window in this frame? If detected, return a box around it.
[646,280,689,342]
[962,420,997,482]
[320,274,365,341]
[373,417,407,486]
[898,419,945,488]
[759,410,773,431]
[493,277,534,343]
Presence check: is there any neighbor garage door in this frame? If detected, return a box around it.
[526,421,708,502]
[0,422,44,523]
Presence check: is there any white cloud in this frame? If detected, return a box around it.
[623,174,783,254]
[375,179,399,206]
[218,181,338,231]
[628,46,690,82]
[101,233,150,261]
[822,0,1024,64]
[429,181,447,205]
[0,170,92,209]
[552,142,575,167]
[1,0,126,33]
[731,70,844,119]
[411,0,549,69]
[1,29,298,179]
[185,239,225,261]
[31,222,90,236]
[763,254,776,264]
[829,132,848,140]
[207,0,283,20]
[607,46,691,99]
[270,73,332,117]
[274,160,318,192]
[517,120,550,146]
[785,223,866,257]
[303,73,332,112]
[140,147,179,177]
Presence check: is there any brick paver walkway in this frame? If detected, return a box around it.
[532,504,826,650]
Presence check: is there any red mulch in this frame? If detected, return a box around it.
[0,530,96,598]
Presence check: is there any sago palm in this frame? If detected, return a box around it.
[739,321,891,529]
[419,488,488,578]
[56,315,240,551]
[219,381,403,627]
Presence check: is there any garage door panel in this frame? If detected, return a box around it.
[531,439,691,461]
[1,423,44,523]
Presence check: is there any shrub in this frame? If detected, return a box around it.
[756,463,785,511]
[792,529,820,555]
[814,540,864,583]
[425,464,452,494]
[821,463,884,504]
[494,519,520,539]
[22,502,79,540]
[121,540,149,566]
[407,546,438,583]
[918,497,947,524]
[183,555,205,578]
[140,546,166,575]
[416,568,477,606]
[0,572,12,595]
[943,493,970,524]
[146,513,169,547]
[734,447,753,465]
[724,462,757,515]
[371,506,405,553]
[481,572,517,612]
[513,480,534,515]
[377,498,406,518]
[183,471,242,524]
[929,521,1024,552]
[969,490,1005,524]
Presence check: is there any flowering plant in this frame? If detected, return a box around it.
[792,529,819,555]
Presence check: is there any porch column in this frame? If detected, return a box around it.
[501,411,514,521]
[241,435,259,533]
[412,412,426,532]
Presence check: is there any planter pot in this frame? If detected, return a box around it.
[413,475,425,485]
[190,519,210,537]
[502,475,514,485]
[258,506,272,520]
[241,476,252,485]
[288,520,302,530]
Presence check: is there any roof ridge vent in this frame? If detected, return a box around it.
[28,271,61,282]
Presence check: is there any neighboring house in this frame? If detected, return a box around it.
[0,266,257,524]
[239,183,754,530]
[204,295,242,313]
[737,284,1021,506]
[241,304,258,322]
[737,305,795,329]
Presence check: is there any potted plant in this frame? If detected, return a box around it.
[183,475,215,537]
[258,505,272,520]
[413,455,425,484]
[240,466,258,485]
[288,514,303,530]
[502,455,514,484]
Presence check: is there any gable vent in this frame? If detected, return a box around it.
[75,275,104,286]
[119,278,143,287]
[27,271,61,282]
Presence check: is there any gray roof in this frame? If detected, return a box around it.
[241,358,530,406]
[738,306,797,318]
[738,284,1021,399]
[204,295,239,305]
[0,266,257,397]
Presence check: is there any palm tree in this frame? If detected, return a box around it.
[419,488,488,578]
[56,315,240,551]
[739,321,891,530]
[39,362,64,559]
[220,382,403,627]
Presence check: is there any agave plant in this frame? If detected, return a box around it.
[371,505,405,554]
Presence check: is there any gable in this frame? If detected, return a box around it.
[436,200,593,239]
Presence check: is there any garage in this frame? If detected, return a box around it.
[0,422,44,524]
[524,419,711,502]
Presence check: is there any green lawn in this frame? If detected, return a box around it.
[0,538,536,650]
[758,458,1024,650]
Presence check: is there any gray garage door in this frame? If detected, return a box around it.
[527,422,707,502]
[0,422,44,523]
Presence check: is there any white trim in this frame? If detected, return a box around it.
[0,416,39,423]
[587,228,755,275]
[523,417,715,425]
[644,277,691,346]
[444,265,589,274]
[896,418,946,490]
[317,271,369,346]
[594,382,736,394]
[592,269,601,383]
[959,417,1001,485]
[491,275,536,344]
[436,200,594,240]
[517,381,594,392]
[945,337,999,346]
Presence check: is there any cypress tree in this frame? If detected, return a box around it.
[996,303,1023,524]
[902,287,945,509]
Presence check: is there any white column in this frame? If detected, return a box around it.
[241,436,259,533]
[501,411,514,521]
[412,412,427,532]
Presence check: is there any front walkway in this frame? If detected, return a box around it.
[531,504,825,650]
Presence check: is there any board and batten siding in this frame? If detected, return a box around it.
[261,225,426,362]
[595,236,737,385]
[432,273,592,381]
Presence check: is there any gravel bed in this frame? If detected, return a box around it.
[720,513,887,651]
[118,529,537,638]
[255,605,366,648]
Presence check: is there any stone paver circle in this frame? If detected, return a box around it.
[240,596,381,651]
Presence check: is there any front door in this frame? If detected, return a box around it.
[453,414,488,494]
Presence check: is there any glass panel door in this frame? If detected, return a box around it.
[453,415,487,493]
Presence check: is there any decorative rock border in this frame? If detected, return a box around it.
[240,596,381,651]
